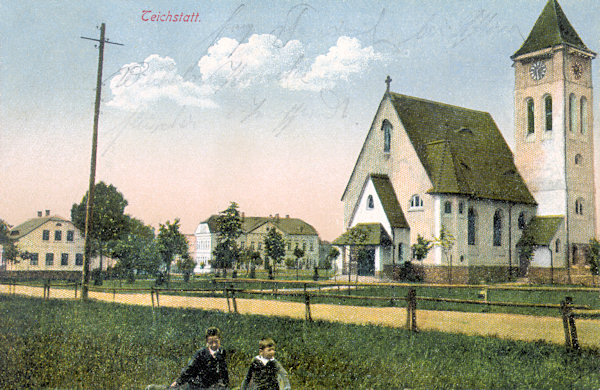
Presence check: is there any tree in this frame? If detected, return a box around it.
[0,220,19,268]
[71,182,129,269]
[589,238,600,287]
[176,253,196,283]
[293,247,305,280]
[264,227,285,278]
[156,219,189,285]
[110,217,159,283]
[411,235,433,262]
[345,225,369,283]
[322,247,339,277]
[434,226,456,284]
[212,202,242,274]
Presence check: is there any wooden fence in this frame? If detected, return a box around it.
[1,279,598,351]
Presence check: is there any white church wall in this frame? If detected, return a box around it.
[350,179,392,235]
[531,246,552,268]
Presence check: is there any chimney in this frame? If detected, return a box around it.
[37,211,42,217]
[45,210,50,216]
[241,212,245,221]
[275,213,280,221]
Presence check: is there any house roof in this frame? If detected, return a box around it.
[332,223,392,246]
[369,174,409,229]
[512,0,593,58]
[517,216,564,246]
[9,216,71,240]
[390,93,536,205]
[201,215,318,236]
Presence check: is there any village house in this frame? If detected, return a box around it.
[194,213,320,273]
[2,211,110,274]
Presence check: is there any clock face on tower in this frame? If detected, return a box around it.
[529,60,547,80]
[572,62,583,79]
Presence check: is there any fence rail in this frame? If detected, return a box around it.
[1,279,598,351]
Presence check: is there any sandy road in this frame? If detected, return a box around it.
[2,284,599,348]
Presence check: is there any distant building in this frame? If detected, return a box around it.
[3,211,111,272]
[194,213,320,273]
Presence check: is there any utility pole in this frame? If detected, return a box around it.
[80,24,123,300]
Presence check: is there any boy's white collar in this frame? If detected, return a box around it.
[256,355,274,365]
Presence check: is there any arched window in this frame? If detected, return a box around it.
[493,209,503,247]
[569,93,577,132]
[366,195,374,209]
[555,239,560,253]
[526,98,534,135]
[545,95,552,131]
[468,207,477,245]
[580,97,588,134]
[518,212,527,230]
[382,120,392,153]
[575,154,582,165]
[575,198,584,215]
[444,201,452,214]
[458,201,465,214]
[410,195,423,209]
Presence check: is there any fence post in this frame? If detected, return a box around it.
[304,284,312,322]
[225,288,231,312]
[155,289,160,307]
[151,287,155,308]
[560,296,580,351]
[230,284,238,314]
[406,288,417,332]
[74,283,78,299]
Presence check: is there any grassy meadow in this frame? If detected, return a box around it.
[1,294,600,389]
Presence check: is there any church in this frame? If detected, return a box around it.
[333,0,597,284]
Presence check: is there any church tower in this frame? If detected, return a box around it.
[512,0,596,259]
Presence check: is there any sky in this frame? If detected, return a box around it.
[2,0,600,241]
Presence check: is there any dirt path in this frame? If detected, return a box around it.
[2,284,599,348]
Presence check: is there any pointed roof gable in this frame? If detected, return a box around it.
[369,174,409,229]
[332,223,392,246]
[390,93,536,204]
[512,0,593,58]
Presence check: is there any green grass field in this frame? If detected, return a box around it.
[1,294,600,389]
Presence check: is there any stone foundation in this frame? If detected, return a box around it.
[383,264,599,286]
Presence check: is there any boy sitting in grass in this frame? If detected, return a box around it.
[240,337,290,390]
[148,326,229,390]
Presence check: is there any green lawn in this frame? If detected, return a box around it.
[1,295,600,389]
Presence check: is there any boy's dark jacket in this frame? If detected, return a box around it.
[174,347,229,389]
[240,357,291,390]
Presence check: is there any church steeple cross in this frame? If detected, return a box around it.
[385,75,392,93]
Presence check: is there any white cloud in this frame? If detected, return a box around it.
[198,34,304,88]
[107,54,217,111]
[281,36,381,91]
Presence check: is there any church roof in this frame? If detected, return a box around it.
[512,0,592,58]
[202,215,318,236]
[369,174,409,229]
[517,216,563,246]
[390,93,536,205]
[332,223,392,246]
